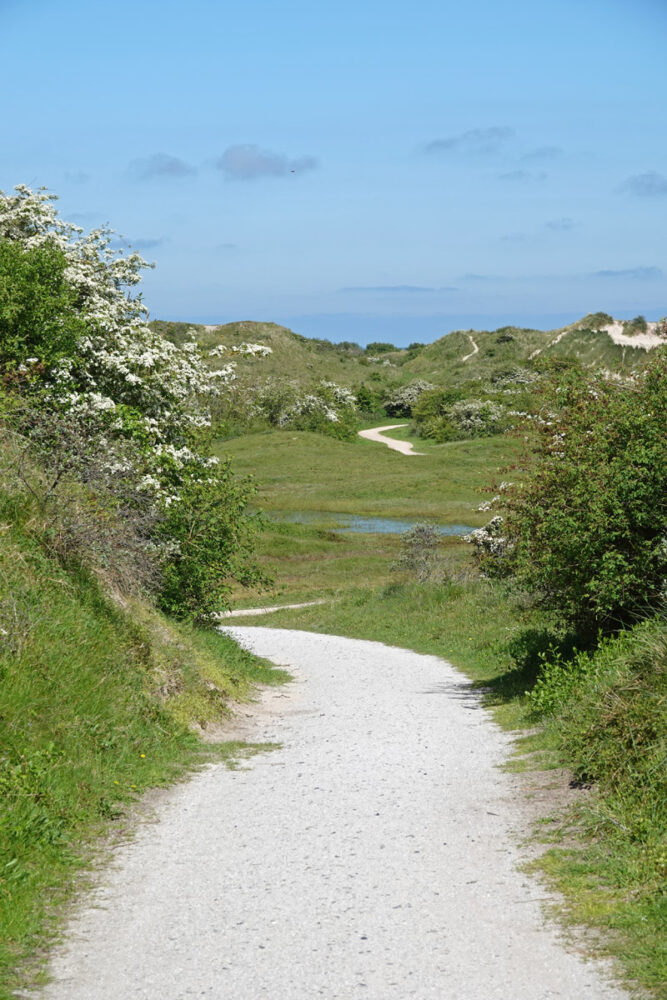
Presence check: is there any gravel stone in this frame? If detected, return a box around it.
[40,628,627,999]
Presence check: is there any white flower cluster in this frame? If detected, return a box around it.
[230,342,273,357]
[449,399,503,433]
[284,394,339,423]
[0,186,235,450]
[208,345,228,358]
[318,380,357,407]
[464,516,510,557]
[0,185,238,508]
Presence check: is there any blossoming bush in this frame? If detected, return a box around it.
[412,388,506,441]
[238,377,358,440]
[0,185,264,618]
[383,380,435,418]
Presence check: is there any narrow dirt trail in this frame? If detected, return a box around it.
[40,629,625,1000]
[358,423,425,455]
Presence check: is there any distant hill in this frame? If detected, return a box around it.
[149,314,665,394]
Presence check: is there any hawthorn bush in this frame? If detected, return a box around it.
[0,185,264,619]
[500,352,667,634]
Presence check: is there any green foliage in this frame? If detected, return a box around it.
[578,311,613,330]
[556,618,666,818]
[625,314,648,334]
[157,461,269,620]
[413,387,506,441]
[354,383,378,413]
[366,341,396,353]
[0,239,86,371]
[384,379,435,417]
[528,645,602,717]
[501,352,667,634]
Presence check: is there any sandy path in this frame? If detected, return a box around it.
[461,334,479,361]
[218,600,326,618]
[40,628,625,1000]
[358,423,425,455]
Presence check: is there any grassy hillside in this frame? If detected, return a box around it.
[151,320,370,385]
[0,516,288,997]
[152,315,661,402]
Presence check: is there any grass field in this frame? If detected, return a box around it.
[216,428,523,522]
[219,427,520,608]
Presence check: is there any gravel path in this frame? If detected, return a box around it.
[40,629,625,1000]
[358,424,425,455]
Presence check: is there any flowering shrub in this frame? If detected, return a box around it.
[383,380,435,417]
[464,516,510,562]
[412,388,505,441]
[246,378,358,439]
[0,185,264,618]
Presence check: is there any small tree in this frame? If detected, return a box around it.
[498,352,667,635]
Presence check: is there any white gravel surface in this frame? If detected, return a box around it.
[40,628,626,1000]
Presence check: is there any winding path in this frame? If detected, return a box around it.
[41,629,625,1000]
[461,334,479,362]
[358,423,425,455]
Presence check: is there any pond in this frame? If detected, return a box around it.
[266,510,474,536]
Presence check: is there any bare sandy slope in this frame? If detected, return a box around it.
[601,321,665,350]
[358,424,425,455]
[39,629,626,1000]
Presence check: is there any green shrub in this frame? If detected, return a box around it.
[500,352,667,634]
[157,461,268,620]
[0,239,86,371]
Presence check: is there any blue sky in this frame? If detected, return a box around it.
[3,0,667,345]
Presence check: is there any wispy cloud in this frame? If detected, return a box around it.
[459,273,501,283]
[545,217,576,231]
[497,169,547,183]
[500,232,530,243]
[69,211,105,226]
[423,126,514,157]
[64,170,90,184]
[130,237,167,251]
[216,144,318,180]
[340,285,457,293]
[521,145,562,162]
[215,242,239,252]
[619,171,667,198]
[592,266,663,280]
[128,153,196,180]
[110,236,167,252]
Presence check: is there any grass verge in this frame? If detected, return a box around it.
[0,524,288,998]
